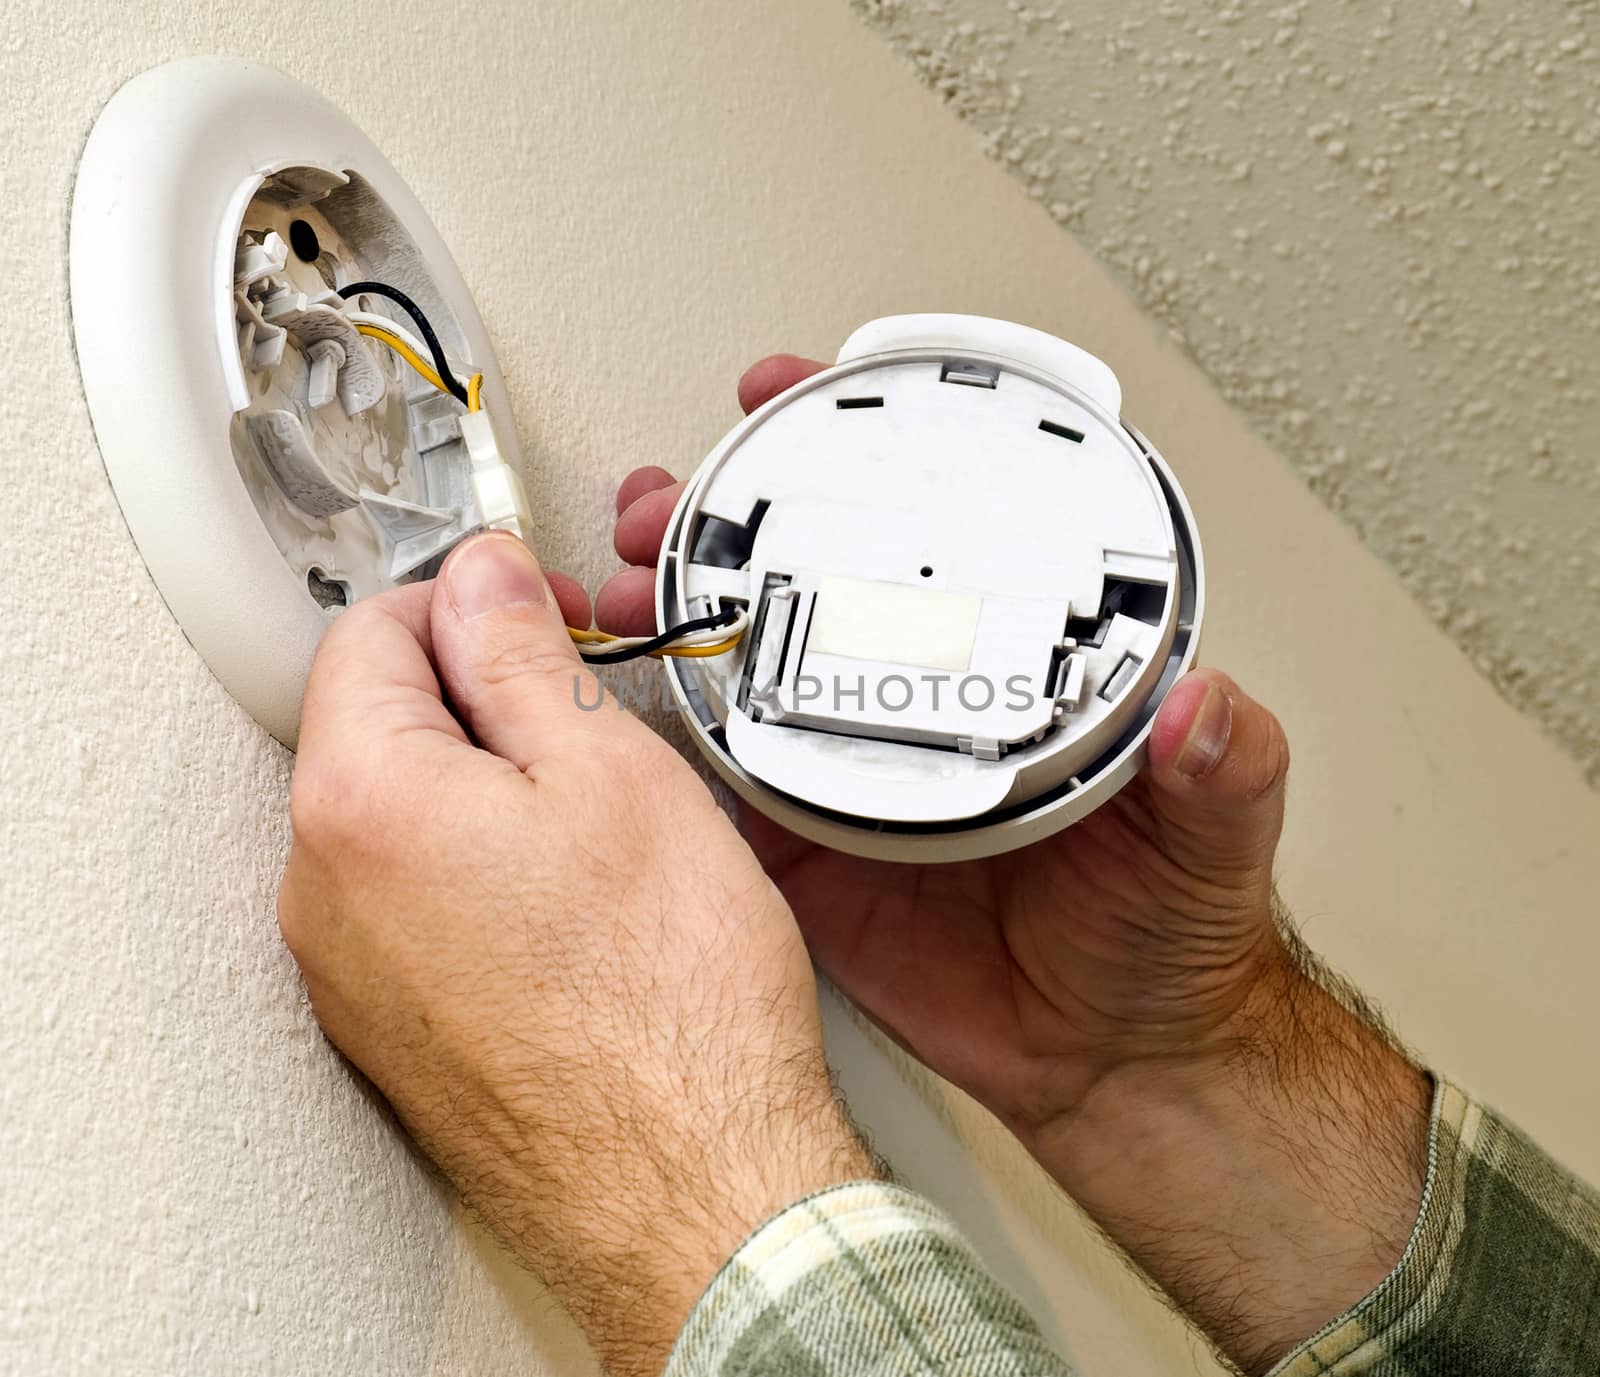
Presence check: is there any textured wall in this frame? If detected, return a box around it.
[850,0,1600,785]
[5,2,1600,1375]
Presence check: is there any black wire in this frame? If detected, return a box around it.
[337,280,470,404]
[578,606,742,665]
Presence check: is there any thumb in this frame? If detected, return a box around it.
[1144,668,1290,877]
[430,531,603,770]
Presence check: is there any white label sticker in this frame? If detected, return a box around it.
[806,575,982,672]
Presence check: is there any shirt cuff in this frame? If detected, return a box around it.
[1266,1074,1472,1375]
[664,1180,1074,1377]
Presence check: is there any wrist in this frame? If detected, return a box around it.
[1027,934,1431,1374]
[505,1033,883,1377]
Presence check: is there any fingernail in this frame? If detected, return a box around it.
[1174,682,1233,778]
[446,534,547,621]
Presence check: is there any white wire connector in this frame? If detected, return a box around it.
[458,411,533,538]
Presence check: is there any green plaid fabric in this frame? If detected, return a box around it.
[1268,1078,1600,1375]
[667,1079,1600,1377]
[666,1182,1072,1376]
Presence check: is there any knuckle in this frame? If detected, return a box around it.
[274,853,328,968]
[299,601,395,724]
[275,881,307,959]
[313,596,386,664]
[1249,711,1292,802]
[287,754,343,840]
[288,746,394,854]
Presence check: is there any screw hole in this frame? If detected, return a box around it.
[288,218,321,263]
[919,565,934,578]
[307,566,349,611]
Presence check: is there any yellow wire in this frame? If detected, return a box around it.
[567,627,745,660]
[361,324,719,658]
[356,325,485,415]
[661,635,743,658]
[355,323,450,396]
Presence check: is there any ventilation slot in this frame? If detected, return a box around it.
[835,396,884,410]
[1039,419,1085,443]
[939,361,998,389]
[689,499,771,570]
[1062,577,1170,647]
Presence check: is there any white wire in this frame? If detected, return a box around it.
[344,309,460,373]
[579,606,750,657]
[672,608,751,647]
[581,607,749,655]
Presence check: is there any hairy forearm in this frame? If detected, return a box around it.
[437,1029,884,1377]
[1028,922,1431,1375]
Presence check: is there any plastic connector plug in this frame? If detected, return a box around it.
[458,410,533,538]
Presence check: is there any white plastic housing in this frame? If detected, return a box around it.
[658,315,1204,863]
[70,58,524,746]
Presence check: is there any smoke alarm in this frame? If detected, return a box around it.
[657,315,1203,863]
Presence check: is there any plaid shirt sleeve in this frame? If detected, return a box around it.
[1268,1076,1600,1375]
[665,1181,1073,1377]
[667,1077,1600,1377]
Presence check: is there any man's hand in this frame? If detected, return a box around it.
[601,355,1432,1374]
[278,533,876,1377]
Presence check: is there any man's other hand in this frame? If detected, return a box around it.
[601,355,1430,1374]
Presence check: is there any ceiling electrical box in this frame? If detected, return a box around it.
[70,58,530,745]
[658,315,1204,863]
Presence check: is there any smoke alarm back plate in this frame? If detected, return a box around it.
[659,315,1204,863]
[71,58,529,746]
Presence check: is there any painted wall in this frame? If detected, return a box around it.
[2,2,1598,1375]
[851,0,1600,787]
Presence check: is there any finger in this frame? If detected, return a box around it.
[593,565,659,636]
[610,358,825,572]
[616,465,678,516]
[545,569,594,631]
[737,355,828,414]
[298,582,470,759]
[614,481,685,567]
[1146,668,1290,874]
[429,531,605,772]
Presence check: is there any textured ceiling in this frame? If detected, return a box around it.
[850,0,1600,786]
